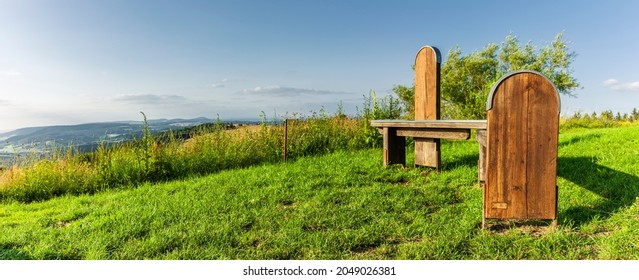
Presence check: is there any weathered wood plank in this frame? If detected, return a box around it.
[414,46,441,168]
[415,139,439,167]
[414,46,440,120]
[382,127,406,166]
[486,72,528,219]
[398,129,470,140]
[505,73,528,219]
[371,120,487,129]
[377,127,471,140]
[525,74,559,220]
[476,129,486,183]
[484,71,560,223]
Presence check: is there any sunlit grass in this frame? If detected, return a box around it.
[2,101,639,259]
[0,114,375,202]
[2,125,639,259]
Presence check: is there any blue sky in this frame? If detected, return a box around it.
[1,0,638,131]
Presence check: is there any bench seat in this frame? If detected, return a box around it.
[371,120,486,139]
[370,120,487,167]
[371,120,487,130]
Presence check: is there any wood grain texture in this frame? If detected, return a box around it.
[484,72,559,221]
[414,46,441,168]
[525,75,559,219]
[414,46,440,120]
[382,127,406,166]
[486,74,528,218]
[398,129,470,140]
[476,129,487,183]
[414,139,440,167]
[377,127,471,140]
[371,120,487,129]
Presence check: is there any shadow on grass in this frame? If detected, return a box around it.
[558,133,602,149]
[440,154,479,171]
[0,242,32,260]
[558,156,639,226]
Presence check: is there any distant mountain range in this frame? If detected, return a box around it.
[0,117,261,167]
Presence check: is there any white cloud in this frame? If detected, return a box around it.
[113,94,187,105]
[602,79,619,86]
[242,85,354,96]
[207,78,243,89]
[625,82,639,91]
[0,69,23,77]
[602,78,639,92]
[221,78,244,83]
[242,85,280,94]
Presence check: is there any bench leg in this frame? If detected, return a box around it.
[476,130,487,185]
[552,185,559,228]
[482,181,487,229]
[382,127,406,166]
[478,143,486,184]
[414,138,440,169]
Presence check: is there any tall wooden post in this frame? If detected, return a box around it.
[413,46,441,169]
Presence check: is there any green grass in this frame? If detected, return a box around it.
[1,126,639,259]
[0,116,376,203]
[0,93,403,203]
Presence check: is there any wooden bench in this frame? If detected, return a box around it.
[371,46,488,172]
[372,46,560,228]
[370,120,486,167]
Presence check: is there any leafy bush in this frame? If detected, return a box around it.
[356,91,403,148]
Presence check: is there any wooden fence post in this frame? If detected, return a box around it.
[283,119,288,162]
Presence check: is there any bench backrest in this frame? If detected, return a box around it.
[413,46,441,168]
[484,71,560,220]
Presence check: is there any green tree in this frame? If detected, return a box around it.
[601,110,614,121]
[393,33,580,119]
[393,84,415,119]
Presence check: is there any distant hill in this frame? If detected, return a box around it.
[0,117,261,167]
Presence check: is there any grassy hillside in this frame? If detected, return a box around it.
[0,117,374,202]
[1,125,639,259]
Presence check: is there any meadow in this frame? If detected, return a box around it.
[0,112,376,203]
[1,101,639,259]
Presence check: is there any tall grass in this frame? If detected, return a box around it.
[7,93,632,203]
[0,93,400,202]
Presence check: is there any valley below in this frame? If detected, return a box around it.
[0,117,230,167]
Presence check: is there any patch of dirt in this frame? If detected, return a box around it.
[484,220,556,237]
[55,221,71,228]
